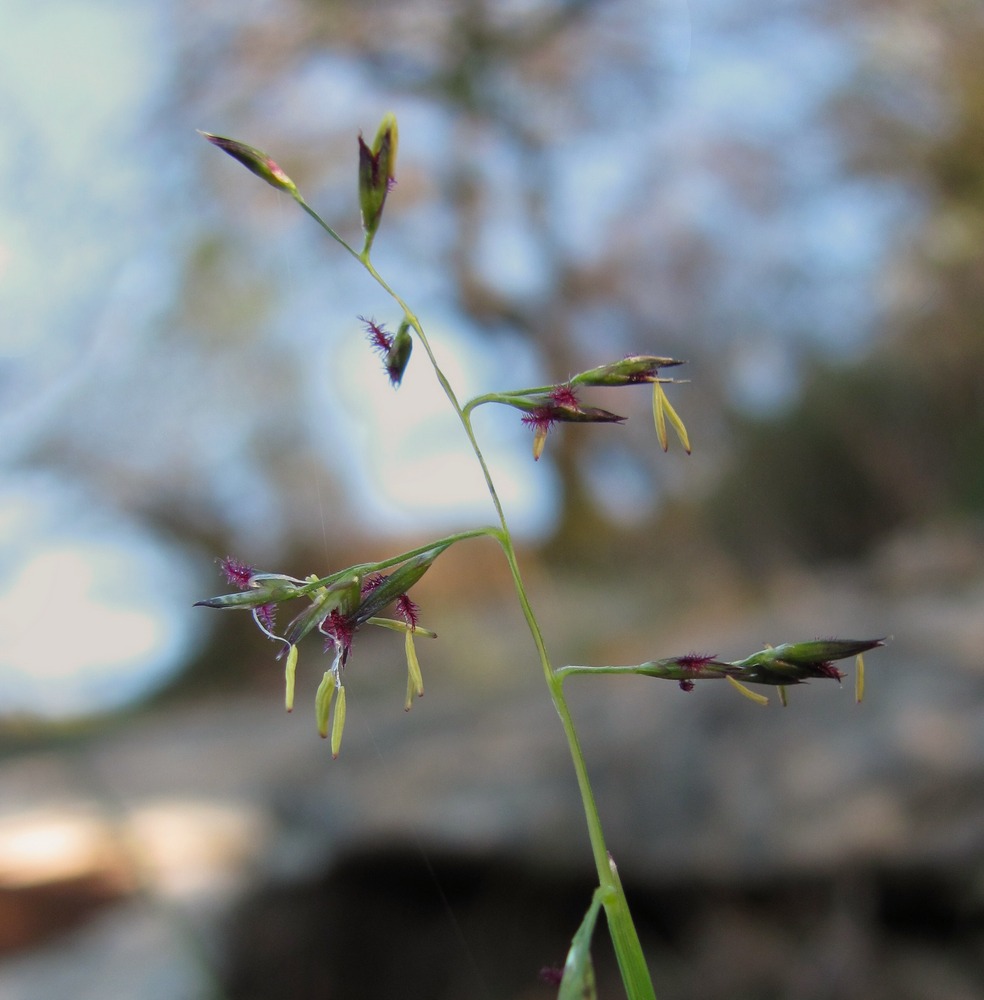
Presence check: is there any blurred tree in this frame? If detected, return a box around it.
[704,0,984,568]
[14,0,958,579]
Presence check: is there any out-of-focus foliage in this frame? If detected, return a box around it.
[15,0,958,566]
[5,0,983,711]
[162,0,925,558]
[705,0,984,568]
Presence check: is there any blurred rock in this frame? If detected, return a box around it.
[0,566,981,998]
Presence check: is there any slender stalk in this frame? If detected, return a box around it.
[299,527,500,594]
[558,665,657,680]
[206,131,877,1000]
[463,388,560,415]
[355,245,654,999]
[295,196,362,260]
[291,195,656,998]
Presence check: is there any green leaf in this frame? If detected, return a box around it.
[559,889,603,1000]
[604,859,657,1000]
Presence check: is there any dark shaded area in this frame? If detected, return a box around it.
[0,875,129,958]
[222,846,606,1000]
[222,844,984,1000]
[704,343,984,570]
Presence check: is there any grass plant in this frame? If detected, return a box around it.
[198,116,884,999]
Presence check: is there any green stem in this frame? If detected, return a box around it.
[295,196,362,260]
[299,527,499,594]
[356,255,614,867]
[299,197,655,997]
[364,251,654,999]
[463,388,558,417]
[559,665,647,677]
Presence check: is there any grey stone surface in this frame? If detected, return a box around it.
[1,532,982,997]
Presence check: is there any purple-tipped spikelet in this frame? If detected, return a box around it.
[632,638,886,705]
[196,546,447,752]
[571,355,686,387]
[518,384,625,460]
[358,112,399,246]
[361,316,412,386]
[199,132,299,196]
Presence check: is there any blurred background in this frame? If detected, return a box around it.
[1,0,983,997]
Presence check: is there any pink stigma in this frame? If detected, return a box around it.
[397,593,420,630]
[322,608,355,658]
[815,661,844,681]
[521,409,554,432]
[220,556,254,590]
[255,603,277,633]
[360,316,393,355]
[677,653,717,672]
[549,384,579,409]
